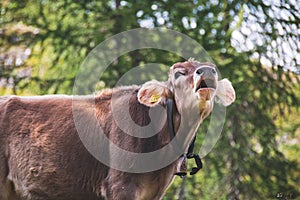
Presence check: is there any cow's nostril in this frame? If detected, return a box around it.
[196,68,203,75]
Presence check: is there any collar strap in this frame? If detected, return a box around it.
[167,98,182,156]
[167,98,176,140]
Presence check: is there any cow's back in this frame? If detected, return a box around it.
[0,95,107,200]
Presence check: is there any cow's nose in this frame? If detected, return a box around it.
[196,67,216,77]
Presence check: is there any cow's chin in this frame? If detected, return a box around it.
[196,88,216,101]
[196,88,215,117]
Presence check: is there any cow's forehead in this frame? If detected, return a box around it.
[172,61,216,72]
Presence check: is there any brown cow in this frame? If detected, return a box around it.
[0,60,235,200]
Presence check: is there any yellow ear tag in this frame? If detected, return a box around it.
[149,94,160,103]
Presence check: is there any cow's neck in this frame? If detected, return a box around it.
[166,98,197,153]
[166,98,203,176]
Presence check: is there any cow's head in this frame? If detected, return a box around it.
[138,60,235,120]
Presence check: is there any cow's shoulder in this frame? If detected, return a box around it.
[94,85,140,100]
[94,85,140,111]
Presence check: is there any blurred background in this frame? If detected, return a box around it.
[1,0,299,199]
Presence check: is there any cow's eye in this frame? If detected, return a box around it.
[175,71,186,79]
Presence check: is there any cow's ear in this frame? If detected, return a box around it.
[138,80,169,107]
[215,79,236,106]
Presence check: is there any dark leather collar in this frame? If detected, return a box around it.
[167,98,176,141]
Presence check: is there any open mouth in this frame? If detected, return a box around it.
[195,78,217,92]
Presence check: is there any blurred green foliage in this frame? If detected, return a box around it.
[1,0,300,199]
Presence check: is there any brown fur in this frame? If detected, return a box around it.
[0,88,180,200]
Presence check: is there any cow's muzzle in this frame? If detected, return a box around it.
[194,66,217,100]
[195,67,217,91]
